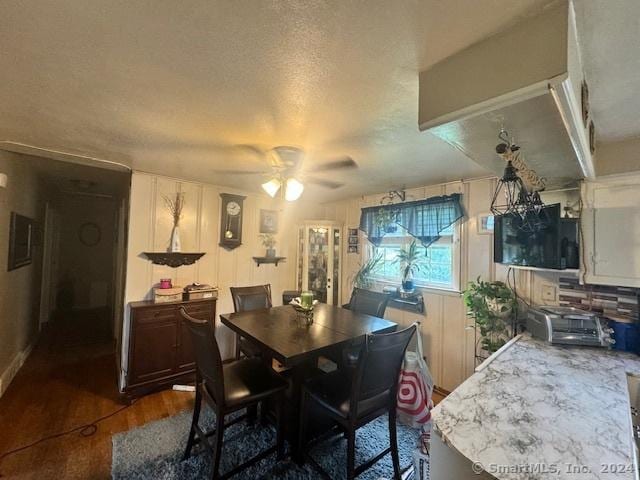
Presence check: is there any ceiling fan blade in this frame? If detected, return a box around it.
[308,156,358,173]
[210,169,269,175]
[306,177,345,189]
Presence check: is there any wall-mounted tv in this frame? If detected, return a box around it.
[494,204,579,270]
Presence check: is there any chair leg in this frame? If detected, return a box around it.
[211,412,225,480]
[234,334,241,360]
[182,384,202,460]
[276,393,285,460]
[297,389,308,464]
[389,408,401,480]
[346,429,356,480]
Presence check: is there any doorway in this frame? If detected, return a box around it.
[31,157,130,349]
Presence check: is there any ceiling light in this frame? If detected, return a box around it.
[285,178,304,201]
[261,178,281,197]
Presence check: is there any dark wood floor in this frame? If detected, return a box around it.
[0,312,446,479]
[0,313,193,479]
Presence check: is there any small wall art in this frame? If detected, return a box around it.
[260,209,278,234]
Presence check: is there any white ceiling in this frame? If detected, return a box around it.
[1,0,637,200]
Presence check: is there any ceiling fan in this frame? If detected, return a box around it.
[213,146,358,201]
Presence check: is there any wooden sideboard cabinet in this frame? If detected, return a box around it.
[125,298,216,398]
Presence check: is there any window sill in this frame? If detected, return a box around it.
[370,278,462,297]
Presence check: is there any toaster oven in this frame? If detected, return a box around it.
[526,305,613,347]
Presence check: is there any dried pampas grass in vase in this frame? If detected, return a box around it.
[164,192,185,252]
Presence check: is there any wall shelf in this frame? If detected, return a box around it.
[252,256,286,267]
[389,295,425,314]
[142,252,206,268]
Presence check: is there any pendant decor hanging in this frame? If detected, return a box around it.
[489,129,550,233]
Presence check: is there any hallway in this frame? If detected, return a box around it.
[0,313,193,479]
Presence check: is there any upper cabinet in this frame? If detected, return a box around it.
[418,0,595,190]
[581,173,640,288]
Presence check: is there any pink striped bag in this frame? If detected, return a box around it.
[397,326,434,430]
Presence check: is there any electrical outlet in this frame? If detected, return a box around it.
[541,283,557,303]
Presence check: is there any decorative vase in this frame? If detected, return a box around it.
[266,248,276,258]
[170,225,181,252]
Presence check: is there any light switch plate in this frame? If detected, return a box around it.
[541,283,557,302]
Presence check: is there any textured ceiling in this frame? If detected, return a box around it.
[1,0,611,200]
[573,0,640,143]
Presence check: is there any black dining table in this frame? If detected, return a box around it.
[219,303,398,461]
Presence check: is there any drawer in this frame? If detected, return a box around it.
[135,306,176,324]
[182,302,215,318]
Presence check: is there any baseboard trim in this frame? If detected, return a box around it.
[0,342,35,398]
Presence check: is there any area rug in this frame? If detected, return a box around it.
[112,406,427,479]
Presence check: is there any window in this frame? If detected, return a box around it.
[369,225,460,291]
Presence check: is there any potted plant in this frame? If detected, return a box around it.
[394,240,424,291]
[260,233,277,257]
[463,277,517,357]
[374,208,398,233]
[350,249,384,290]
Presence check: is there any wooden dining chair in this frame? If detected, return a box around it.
[298,324,417,480]
[180,307,287,480]
[230,284,272,359]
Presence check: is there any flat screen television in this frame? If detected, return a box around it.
[494,204,579,270]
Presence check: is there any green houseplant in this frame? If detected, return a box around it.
[394,240,424,291]
[259,233,276,257]
[374,208,399,233]
[463,277,517,356]
[351,249,384,290]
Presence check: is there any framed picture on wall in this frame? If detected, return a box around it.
[477,212,495,235]
[348,245,358,254]
[259,209,278,234]
[348,228,358,236]
[8,212,34,271]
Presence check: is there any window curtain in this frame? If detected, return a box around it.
[358,193,465,247]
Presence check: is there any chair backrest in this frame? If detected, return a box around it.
[179,307,225,406]
[230,284,273,313]
[351,324,417,413]
[348,288,390,318]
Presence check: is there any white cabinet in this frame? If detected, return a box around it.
[296,221,343,305]
[582,173,640,287]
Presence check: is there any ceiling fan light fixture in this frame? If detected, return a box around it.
[285,178,304,201]
[261,178,281,197]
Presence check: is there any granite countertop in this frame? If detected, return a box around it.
[432,334,640,480]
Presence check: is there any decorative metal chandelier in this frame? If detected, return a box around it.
[490,129,550,232]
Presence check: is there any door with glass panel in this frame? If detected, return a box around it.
[297,222,342,305]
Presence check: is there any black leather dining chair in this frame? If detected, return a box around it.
[230,284,272,359]
[180,307,287,480]
[343,288,390,318]
[299,324,417,480]
[340,288,391,367]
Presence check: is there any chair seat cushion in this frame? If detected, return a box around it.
[304,370,390,419]
[219,358,288,408]
[238,336,263,357]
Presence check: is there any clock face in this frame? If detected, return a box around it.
[226,201,241,216]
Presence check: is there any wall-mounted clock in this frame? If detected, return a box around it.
[219,193,246,250]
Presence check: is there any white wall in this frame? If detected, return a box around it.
[120,171,325,390]
[0,151,47,396]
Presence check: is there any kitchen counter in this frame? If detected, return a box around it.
[432,334,640,479]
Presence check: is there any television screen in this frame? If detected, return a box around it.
[494,204,578,270]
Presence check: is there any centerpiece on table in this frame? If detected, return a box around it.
[289,291,318,324]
